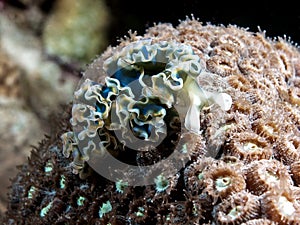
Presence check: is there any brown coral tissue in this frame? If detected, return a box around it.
[2,16,300,225]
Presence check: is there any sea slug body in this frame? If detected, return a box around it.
[61,39,232,176]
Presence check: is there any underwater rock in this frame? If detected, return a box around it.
[0,50,43,214]
[2,17,300,224]
[0,13,77,119]
[43,0,110,65]
[0,4,78,214]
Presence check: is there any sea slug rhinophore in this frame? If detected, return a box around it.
[2,17,300,225]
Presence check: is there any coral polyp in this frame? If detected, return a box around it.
[225,131,272,162]
[184,157,216,195]
[273,136,300,165]
[203,162,246,200]
[213,191,261,224]
[245,159,292,195]
[261,188,300,224]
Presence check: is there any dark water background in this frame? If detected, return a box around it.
[5,0,300,46]
[106,0,300,46]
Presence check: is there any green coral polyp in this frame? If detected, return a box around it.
[40,201,53,217]
[116,179,128,193]
[135,207,145,217]
[44,161,53,174]
[61,39,232,176]
[60,175,66,189]
[77,196,86,206]
[243,142,260,152]
[228,206,243,219]
[27,186,37,199]
[154,174,169,192]
[99,201,112,218]
[215,176,232,192]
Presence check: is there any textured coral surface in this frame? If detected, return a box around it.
[2,18,300,224]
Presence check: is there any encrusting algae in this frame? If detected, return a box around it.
[2,16,300,224]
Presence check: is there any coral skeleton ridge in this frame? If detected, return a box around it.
[2,17,300,225]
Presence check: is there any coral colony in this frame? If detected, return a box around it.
[3,17,300,224]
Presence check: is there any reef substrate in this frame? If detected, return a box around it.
[2,17,300,225]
